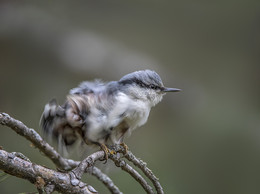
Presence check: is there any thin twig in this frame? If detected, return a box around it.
[110,154,154,194]
[69,152,124,194]
[88,167,123,194]
[112,144,164,194]
[124,151,164,194]
[71,151,104,179]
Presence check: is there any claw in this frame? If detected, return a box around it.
[99,144,117,163]
[100,143,109,163]
[120,142,129,153]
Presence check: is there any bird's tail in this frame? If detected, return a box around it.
[40,98,83,155]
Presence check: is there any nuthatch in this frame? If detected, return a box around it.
[40,70,180,158]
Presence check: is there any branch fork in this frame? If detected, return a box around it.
[0,112,164,194]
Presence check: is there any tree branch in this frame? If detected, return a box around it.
[123,150,164,194]
[0,113,116,193]
[87,167,123,194]
[0,113,72,170]
[0,112,164,194]
[0,149,95,194]
[71,151,104,180]
[111,145,164,194]
[110,153,154,194]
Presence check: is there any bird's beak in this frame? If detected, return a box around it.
[162,87,181,92]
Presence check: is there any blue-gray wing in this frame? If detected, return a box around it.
[40,80,120,154]
[70,80,106,95]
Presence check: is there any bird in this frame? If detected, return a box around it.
[40,70,180,159]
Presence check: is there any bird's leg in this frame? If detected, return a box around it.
[99,143,109,162]
[120,142,129,153]
[99,143,117,163]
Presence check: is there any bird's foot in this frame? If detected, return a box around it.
[120,142,129,153]
[99,144,116,163]
[100,143,109,162]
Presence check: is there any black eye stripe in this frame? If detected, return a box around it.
[120,78,161,90]
[120,78,148,88]
[150,85,161,90]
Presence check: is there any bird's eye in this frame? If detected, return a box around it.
[150,85,157,89]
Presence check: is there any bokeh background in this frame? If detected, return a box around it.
[1,1,260,194]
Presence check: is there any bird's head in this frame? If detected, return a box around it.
[119,70,180,107]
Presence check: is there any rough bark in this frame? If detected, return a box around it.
[0,112,164,194]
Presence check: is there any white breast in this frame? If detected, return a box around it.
[112,92,151,138]
[85,92,151,144]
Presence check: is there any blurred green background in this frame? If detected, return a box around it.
[0,1,260,194]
